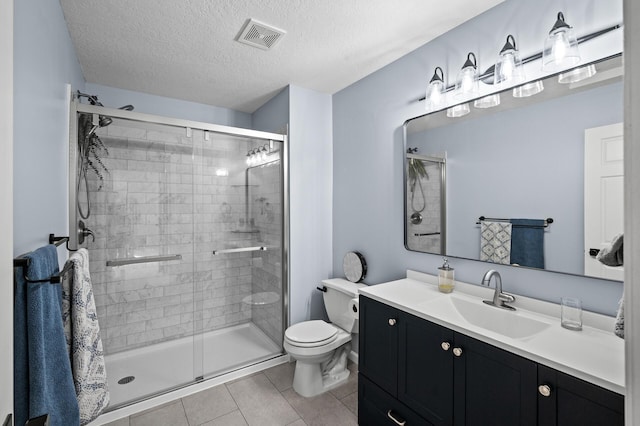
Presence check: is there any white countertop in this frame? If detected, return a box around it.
[358,270,625,395]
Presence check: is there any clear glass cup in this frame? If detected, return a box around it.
[561,297,583,331]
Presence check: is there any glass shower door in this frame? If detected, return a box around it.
[193,131,285,380]
[73,103,288,409]
[80,116,198,408]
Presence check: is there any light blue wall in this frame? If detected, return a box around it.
[13,0,86,255]
[289,86,334,324]
[252,87,289,133]
[410,82,623,275]
[333,0,624,315]
[86,83,252,129]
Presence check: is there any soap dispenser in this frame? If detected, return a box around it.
[438,258,455,293]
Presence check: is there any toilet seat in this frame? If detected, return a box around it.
[285,320,338,348]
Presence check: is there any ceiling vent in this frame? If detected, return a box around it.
[237,19,286,50]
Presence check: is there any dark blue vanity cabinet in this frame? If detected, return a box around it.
[537,365,624,425]
[358,296,623,426]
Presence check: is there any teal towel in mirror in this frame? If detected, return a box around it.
[510,219,545,269]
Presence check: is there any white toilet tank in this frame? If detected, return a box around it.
[322,278,366,333]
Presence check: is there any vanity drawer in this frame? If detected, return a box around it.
[359,374,434,426]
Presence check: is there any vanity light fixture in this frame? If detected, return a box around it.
[474,94,501,109]
[447,103,470,118]
[455,53,479,98]
[558,64,597,84]
[512,80,544,98]
[425,67,446,111]
[246,143,278,167]
[495,35,524,86]
[542,12,580,72]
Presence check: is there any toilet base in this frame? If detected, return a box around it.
[291,344,351,397]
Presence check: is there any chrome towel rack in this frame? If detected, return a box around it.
[476,216,554,228]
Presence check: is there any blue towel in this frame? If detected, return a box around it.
[510,219,545,269]
[14,244,80,426]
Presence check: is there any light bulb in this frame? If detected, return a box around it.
[553,32,569,64]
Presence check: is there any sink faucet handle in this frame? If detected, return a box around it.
[499,292,516,304]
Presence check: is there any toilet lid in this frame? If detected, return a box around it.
[285,320,338,347]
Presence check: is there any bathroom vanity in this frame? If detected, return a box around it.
[357,271,624,425]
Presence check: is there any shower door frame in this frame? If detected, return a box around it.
[68,98,290,382]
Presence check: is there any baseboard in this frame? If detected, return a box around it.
[348,349,358,365]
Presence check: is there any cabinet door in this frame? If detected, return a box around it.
[359,296,399,395]
[453,333,537,426]
[538,365,624,426]
[398,311,454,425]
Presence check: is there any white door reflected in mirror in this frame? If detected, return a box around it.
[584,122,624,280]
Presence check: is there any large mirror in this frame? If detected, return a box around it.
[404,54,623,281]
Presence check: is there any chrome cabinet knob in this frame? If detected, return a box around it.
[388,318,397,326]
[441,342,451,351]
[452,347,463,357]
[538,384,552,397]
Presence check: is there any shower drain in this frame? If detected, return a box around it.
[118,376,135,385]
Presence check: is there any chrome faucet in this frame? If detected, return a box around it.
[481,270,516,311]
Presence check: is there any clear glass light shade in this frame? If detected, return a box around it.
[512,80,544,98]
[425,79,445,111]
[447,103,470,118]
[542,13,580,72]
[474,94,501,109]
[558,64,597,84]
[495,51,524,86]
[455,66,478,98]
[425,67,446,112]
[494,35,524,86]
[455,53,479,99]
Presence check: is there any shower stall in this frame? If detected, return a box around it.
[68,97,288,409]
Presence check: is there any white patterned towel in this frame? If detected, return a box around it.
[62,248,110,425]
[480,221,512,265]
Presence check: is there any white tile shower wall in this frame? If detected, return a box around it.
[406,161,442,253]
[83,118,279,354]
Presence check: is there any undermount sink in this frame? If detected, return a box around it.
[426,294,551,339]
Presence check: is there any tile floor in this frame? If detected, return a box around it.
[103,361,358,426]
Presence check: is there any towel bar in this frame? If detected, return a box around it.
[13,234,73,284]
[106,254,183,267]
[212,246,266,255]
[476,216,553,227]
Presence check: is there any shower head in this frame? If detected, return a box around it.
[99,115,113,127]
[77,91,135,138]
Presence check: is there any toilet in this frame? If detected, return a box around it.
[284,278,365,397]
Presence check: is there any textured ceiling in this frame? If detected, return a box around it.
[59,0,503,113]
